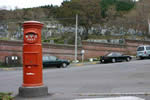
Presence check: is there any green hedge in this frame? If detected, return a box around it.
[0,93,13,100]
[116,1,135,11]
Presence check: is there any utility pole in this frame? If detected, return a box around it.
[75,14,78,62]
[148,19,150,35]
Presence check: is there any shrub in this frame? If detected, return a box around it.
[116,1,135,11]
[0,92,13,100]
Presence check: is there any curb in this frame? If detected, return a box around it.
[131,56,137,60]
[71,61,98,66]
[0,67,22,71]
[74,96,144,100]
[0,68,16,71]
[0,62,99,71]
[77,92,150,97]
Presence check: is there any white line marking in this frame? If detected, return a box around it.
[74,96,145,100]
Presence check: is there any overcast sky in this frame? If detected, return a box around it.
[0,0,64,10]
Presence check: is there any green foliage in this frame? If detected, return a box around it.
[56,0,101,40]
[43,37,59,43]
[42,32,75,45]
[56,0,80,25]
[100,0,135,18]
[0,92,13,100]
[0,37,9,40]
[88,34,145,41]
[100,0,116,18]
[42,36,64,44]
[40,5,54,9]
[116,1,135,11]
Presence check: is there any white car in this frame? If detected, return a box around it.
[136,45,150,59]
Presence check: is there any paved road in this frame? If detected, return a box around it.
[1,60,150,100]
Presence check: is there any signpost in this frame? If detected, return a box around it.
[81,50,85,62]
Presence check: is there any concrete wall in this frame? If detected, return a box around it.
[0,39,150,64]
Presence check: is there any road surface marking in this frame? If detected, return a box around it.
[74,96,144,100]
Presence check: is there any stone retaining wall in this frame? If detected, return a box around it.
[0,39,150,64]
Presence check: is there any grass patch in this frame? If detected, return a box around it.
[0,92,14,100]
[0,63,6,68]
[0,62,22,68]
[88,34,145,40]
[0,37,9,40]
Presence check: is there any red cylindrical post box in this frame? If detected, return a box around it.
[23,21,43,87]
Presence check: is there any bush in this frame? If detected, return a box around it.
[100,0,135,18]
[0,92,13,100]
[116,1,135,11]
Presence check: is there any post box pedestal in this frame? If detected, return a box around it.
[19,86,48,97]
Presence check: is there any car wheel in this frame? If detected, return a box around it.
[57,66,61,68]
[112,58,116,63]
[139,56,144,60]
[100,60,104,64]
[99,61,102,64]
[62,63,67,68]
[126,57,130,62]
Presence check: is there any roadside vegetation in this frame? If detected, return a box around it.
[0,92,13,100]
[0,62,21,68]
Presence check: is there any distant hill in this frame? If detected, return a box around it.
[0,0,150,44]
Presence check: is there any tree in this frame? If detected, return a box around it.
[0,9,11,22]
[56,0,102,40]
[100,0,135,19]
[100,0,116,18]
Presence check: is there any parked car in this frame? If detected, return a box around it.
[136,45,150,59]
[100,52,132,63]
[42,56,70,68]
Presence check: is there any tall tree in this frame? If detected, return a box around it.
[56,0,102,40]
[100,0,135,19]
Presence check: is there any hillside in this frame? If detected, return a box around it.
[0,0,150,44]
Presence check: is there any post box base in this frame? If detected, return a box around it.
[19,85,48,97]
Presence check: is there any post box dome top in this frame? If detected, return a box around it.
[23,21,43,28]
[23,21,43,25]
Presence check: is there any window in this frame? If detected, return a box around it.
[43,56,49,61]
[115,53,122,56]
[49,56,57,61]
[106,53,122,57]
[146,46,150,50]
[107,53,113,57]
[137,47,144,51]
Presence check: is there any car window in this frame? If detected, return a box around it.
[115,53,122,56]
[137,47,144,51]
[49,56,57,61]
[107,53,113,57]
[111,53,117,56]
[146,46,150,50]
[107,53,121,57]
[43,56,49,61]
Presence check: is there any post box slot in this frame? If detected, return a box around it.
[25,32,38,43]
[24,53,38,65]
